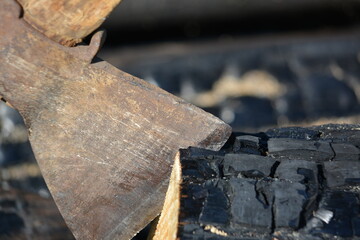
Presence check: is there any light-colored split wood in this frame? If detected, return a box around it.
[152,152,182,240]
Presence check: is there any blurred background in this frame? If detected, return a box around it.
[1,0,360,239]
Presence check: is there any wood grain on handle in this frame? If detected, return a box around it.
[17,0,122,46]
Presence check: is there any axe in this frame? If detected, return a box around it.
[0,0,231,239]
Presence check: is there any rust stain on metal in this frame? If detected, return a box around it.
[0,0,231,239]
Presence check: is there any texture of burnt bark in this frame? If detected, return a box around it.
[178,124,360,240]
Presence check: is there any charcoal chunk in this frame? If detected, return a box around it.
[233,135,261,155]
[181,147,225,158]
[223,154,276,178]
[268,138,333,161]
[272,181,307,229]
[181,157,223,181]
[199,186,229,226]
[312,124,360,145]
[324,161,360,187]
[181,185,205,223]
[229,178,272,229]
[275,160,318,183]
[318,191,359,237]
[331,143,360,161]
[266,127,321,140]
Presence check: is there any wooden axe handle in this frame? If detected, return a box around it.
[17,0,122,46]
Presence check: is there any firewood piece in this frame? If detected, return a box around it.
[153,124,360,240]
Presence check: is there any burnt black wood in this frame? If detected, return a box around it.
[179,124,360,240]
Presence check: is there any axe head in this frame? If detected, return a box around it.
[0,1,231,239]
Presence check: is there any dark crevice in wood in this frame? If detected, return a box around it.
[269,161,280,178]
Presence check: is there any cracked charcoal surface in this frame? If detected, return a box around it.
[233,135,262,155]
[331,143,360,161]
[267,138,334,161]
[223,154,276,178]
[324,161,360,188]
[178,124,360,240]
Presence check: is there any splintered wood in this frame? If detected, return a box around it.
[153,152,182,240]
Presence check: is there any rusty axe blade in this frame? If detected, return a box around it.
[0,0,231,239]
